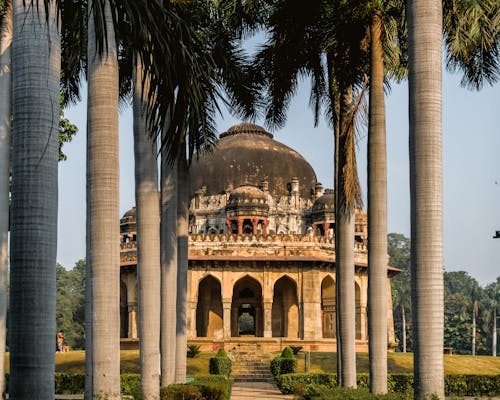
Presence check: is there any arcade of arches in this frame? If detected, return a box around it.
[119,123,398,351]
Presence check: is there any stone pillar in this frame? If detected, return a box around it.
[263,301,273,337]
[301,269,322,340]
[189,301,197,338]
[226,219,231,233]
[223,300,231,339]
[128,302,138,338]
[323,222,330,237]
[360,305,368,341]
[312,224,317,236]
[252,218,259,234]
[237,218,243,235]
[262,219,269,234]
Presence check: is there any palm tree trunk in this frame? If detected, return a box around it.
[134,60,160,400]
[472,301,477,356]
[367,10,388,394]
[335,85,357,388]
[0,3,12,396]
[160,145,177,386]
[402,304,407,353]
[86,1,120,398]
[408,0,444,397]
[493,306,497,356]
[9,0,60,397]
[175,152,189,383]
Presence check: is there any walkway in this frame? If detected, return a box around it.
[231,381,295,400]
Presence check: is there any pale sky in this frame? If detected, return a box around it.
[58,69,500,286]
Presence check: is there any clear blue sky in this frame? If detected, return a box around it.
[58,68,500,286]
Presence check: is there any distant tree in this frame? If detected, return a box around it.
[56,260,85,350]
[58,95,78,161]
[388,233,412,352]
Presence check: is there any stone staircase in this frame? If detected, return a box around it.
[228,343,274,382]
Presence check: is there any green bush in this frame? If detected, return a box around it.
[270,356,297,379]
[160,375,231,400]
[121,373,141,397]
[276,373,500,397]
[281,347,295,358]
[215,348,228,358]
[54,373,85,394]
[161,384,203,400]
[445,374,500,397]
[187,344,202,358]
[209,352,232,377]
[290,345,303,355]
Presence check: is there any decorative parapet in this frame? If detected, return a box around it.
[120,233,369,265]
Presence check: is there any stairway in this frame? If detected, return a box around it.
[229,343,275,382]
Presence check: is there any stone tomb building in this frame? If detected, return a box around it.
[120,122,398,351]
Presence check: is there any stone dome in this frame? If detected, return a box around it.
[120,207,136,234]
[226,185,269,218]
[312,189,335,212]
[311,189,335,224]
[189,122,317,198]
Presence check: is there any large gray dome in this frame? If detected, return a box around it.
[189,123,317,198]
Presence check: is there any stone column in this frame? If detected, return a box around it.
[360,305,368,341]
[312,223,317,236]
[263,301,273,337]
[128,302,138,339]
[189,301,197,338]
[251,218,258,234]
[226,219,231,233]
[262,219,269,234]
[237,218,243,235]
[323,222,330,237]
[301,269,322,340]
[223,300,231,339]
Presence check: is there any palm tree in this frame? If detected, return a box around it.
[407,0,444,397]
[85,0,120,397]
[9,0,60,397]
[175,149,189,383]
[366,0,406,392]
[133,60,161,399]
[254,0,366,386]
[0,1,10,396]
[160,152,178,386]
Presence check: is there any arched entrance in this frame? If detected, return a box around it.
[355,282,362,340]
[196,275,223,338]
[272,276,299,338]
[231,276,263,337]
[321,276,336,338]
[120,280,128,338]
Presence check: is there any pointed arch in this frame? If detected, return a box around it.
[196,275,223,338]
[321,275,336,338]
[355,281,362,340]
[272,275,299,338]
[231,275,263,337]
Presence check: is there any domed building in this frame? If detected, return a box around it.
[120,122,398,351]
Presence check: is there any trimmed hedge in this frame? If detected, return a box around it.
[271,347,297,379]
[6,373,141,395]
[161,374,231,400]
[276,373,500,397]
[209,348,232,377]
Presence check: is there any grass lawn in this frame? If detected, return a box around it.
[5,351,500,376]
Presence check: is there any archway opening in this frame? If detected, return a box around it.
[272,276,299,338]
[321,276,336,338]
[231,276,263,337]
[355,282,362,340]
[196,275,223,338]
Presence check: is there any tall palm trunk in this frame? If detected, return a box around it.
[160,146,177,386]
[134,61,160,400]
[472,301,477,356]
[335,85,357,388]
[0,3,12,396]
[367,10,388,395]
[408,0,444,397]
[402,304,407,353]
[86,1,120,398]
[9,0,60,397]
[175,151,189,383]
[493,306,497,356]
